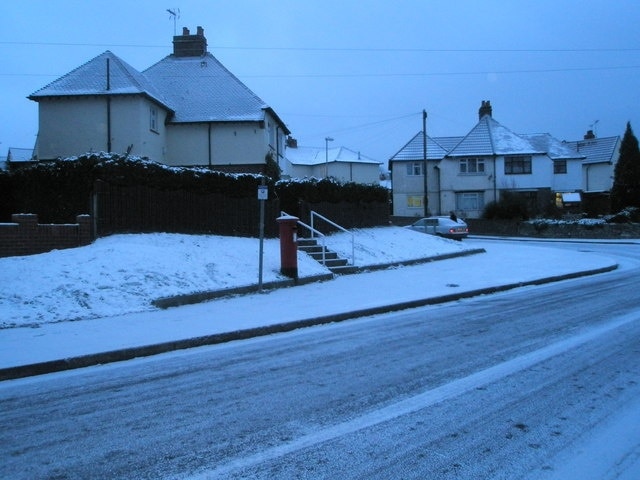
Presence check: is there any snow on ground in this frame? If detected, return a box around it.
[0,226,469,328]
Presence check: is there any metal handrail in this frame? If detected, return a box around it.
[280,210,355,266]
[310,211,355,266]
[281,211,327,265]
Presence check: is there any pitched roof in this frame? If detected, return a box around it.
[28,47,289,131]
[447,115,543,157]
[521,133,585,160]
[388,131,450,161]
[143,52,272,124]
[563,136,620,165]
[286,145,381,166]
[29,51,171,110]
[7,147,34,162]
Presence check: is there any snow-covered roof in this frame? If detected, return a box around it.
[521,133,585,161]
[286,145,381,166]
[28,44,289,131]
[388,131,450,162]
[447,115,543,157]
[7,147,34,162]
[143,53,271,124]
[563,136,620,165]
[29,51,172,111]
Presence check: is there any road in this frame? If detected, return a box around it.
[1,240,639,479]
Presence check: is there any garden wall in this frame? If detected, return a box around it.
[0,214,93,258]
[467,219,640,239]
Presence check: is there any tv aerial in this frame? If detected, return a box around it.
[167,8,180,36]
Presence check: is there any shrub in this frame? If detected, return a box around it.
[482,191,530,220]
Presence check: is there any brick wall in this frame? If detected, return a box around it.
[0,214,93,258]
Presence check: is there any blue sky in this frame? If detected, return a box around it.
[2,0,639,162]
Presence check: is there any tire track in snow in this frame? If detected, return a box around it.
[185,311,640,479]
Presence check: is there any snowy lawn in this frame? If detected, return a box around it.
[0,226,470,327]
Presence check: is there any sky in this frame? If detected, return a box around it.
[1,0,639,163]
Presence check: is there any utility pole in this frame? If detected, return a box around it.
[422,110,428,217]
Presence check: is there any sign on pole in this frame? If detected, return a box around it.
[258,183,268,291]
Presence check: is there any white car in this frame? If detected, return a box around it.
[407,216,469,240]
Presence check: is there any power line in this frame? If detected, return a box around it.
[236,65,640,78]
[1,40,639,54]
[3,65,638,80]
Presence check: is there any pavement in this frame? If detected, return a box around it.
[0,238,624,381]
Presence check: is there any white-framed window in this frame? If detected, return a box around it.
[459,157,485,174]
[406,162,424,176]
[455,191,484,212]
[149,106,158,132]
[505,155,532,174]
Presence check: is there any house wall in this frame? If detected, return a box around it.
[551,158,583,192]
[494,154,551,190]
[391,160,441,217]
[583,163,614,192]
[326,162,381,184]
[436,157,496,218]
[36,96,168,160]
[164,121,269,168]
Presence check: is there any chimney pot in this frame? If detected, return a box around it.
[478,100,493,120]
[286,136,298,148]
[584,129,596,140]
[173,25,208,57]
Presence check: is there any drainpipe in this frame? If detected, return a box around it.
[492,155,497,202]
[276,126,280,171]
[208,123,212,168]
[433,164,441,214]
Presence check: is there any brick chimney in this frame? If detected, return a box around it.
[584,129,596,140]
[173,26,207,57]
[478,100,493,120]
[286,136,298,148]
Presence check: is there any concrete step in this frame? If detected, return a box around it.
[297,238,319,247]
[321,258,349,267]
[297,236,353,273]
[307,251,339,260]
[328,264,359,275]
[298,244,325,254]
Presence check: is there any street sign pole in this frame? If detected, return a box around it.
[257,179,268,292]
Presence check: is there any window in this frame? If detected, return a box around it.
[553,160,567,174]
[459,158,485,174]
[504,155,532,174]
[455,192,484,212]
[149,106,158,132]
[406,162,424,176]
[407,196,424,208]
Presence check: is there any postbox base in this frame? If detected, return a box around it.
[281,267,298,280]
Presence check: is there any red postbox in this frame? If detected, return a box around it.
[277,215,299,280]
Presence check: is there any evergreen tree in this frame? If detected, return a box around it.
[611,122,640,212]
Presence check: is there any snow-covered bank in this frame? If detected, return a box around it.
[0,227,470,328]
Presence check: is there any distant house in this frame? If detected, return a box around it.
[284,137,383,184]
[564,131,620,202]
[389,101,617,218]
[28,26,290,173]
[6,147,36,171]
